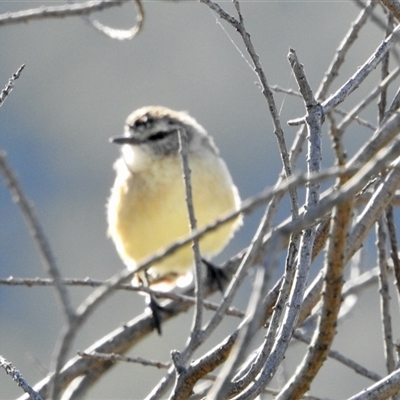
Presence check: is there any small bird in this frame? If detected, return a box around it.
[107,106,241,292]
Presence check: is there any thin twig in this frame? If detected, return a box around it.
[0,153,75,321]
[386,205,400,297]
[207,265,270,398]
[288,22,400,126]
[83,0,144,40]
[376,216,397,373]
[353,0,400,64]
[78,352,170,369]
[293,331,382,382]
[0,356,43,400]
[316,0,377,100]
[345,160,400,263]
[0,277,245,318]
[200,0,296,207]
[165,131,206,400]
[271,85,377,131]
[178,130,204,336]
[0,152,77,399]
[377,12,392,124]
[323,22,400,113]
[0,0,130,26]
[0,64,25,108]
[347,367,400,400]
[336,66,400,136]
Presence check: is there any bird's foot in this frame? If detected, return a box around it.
[202,258,228,293]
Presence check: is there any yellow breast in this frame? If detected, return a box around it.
[107,152,241,281]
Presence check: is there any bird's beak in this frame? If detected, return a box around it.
[109,135,141,145]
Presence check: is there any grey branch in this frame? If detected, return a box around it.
[178,130,204,336]
[0,0,144,40]
[0,152,75,321]
[82,0,144,40]
[0,1,127,26]
[0,64,25,108]
[316,0,377,100]
[0,356,43,400]
[347,368,400,400]
[78,352,170,369]
[323,23,400,113]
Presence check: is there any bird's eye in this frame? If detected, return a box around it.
[133,115,154,128]
[148,131,170,141]
[133,120,147,128]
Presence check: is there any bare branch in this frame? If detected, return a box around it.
[0,1,127,26]
[0,276,245,317]
[83,0,144,40]
[178,129,204,336]
[316,0,377,100]
[336,66,400,136]
[347,368,400,400]
[376,216,397,373]
[271,85,377,131]
[323,23,400,113]
[0,64,25,108]
[78,352,170,369]
[0,152,75,321]
[0,356,43,400]
[346,160,400,263]
[386,205,400,297]
[293,331,382,382]
[381,0,400,21]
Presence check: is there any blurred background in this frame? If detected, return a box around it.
[0,1,399,398]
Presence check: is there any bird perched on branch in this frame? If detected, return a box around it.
[107,106,241,298]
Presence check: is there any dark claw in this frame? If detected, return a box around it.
[141,271,167,335]
[202,258,228,292]
[146,295,175,335]
[147,295,164,335]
